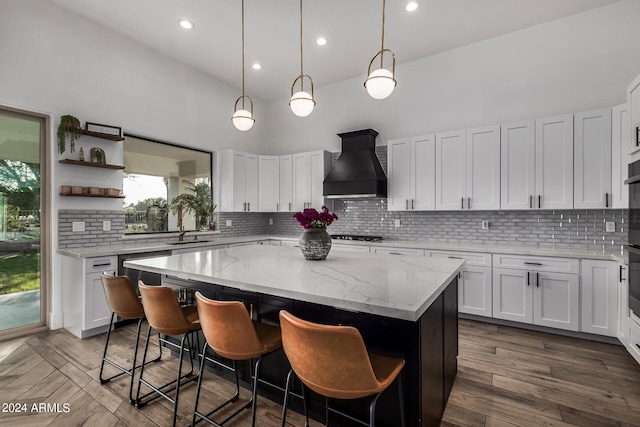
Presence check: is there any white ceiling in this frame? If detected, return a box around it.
[50,0,620,101]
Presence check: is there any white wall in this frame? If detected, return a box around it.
[264,0,640,154]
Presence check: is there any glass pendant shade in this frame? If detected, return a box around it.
[232,109,254,131]
[290,90,315,117]
[365,68,396,100]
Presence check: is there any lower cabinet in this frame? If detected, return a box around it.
[618,263,629,343]
[580,259,618,337]
[492,254,580,331]
[371,246,425,256]
[426,250,492,317]
[331,243,370,253]
[62,255,117,338]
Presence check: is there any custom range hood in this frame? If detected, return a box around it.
[323,129,387,198]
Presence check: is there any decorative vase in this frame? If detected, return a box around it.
[299,227,332,260]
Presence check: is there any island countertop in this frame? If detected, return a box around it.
[123,244,465,322]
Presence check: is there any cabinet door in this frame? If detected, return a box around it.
[533,272,579,331]
[535,115,573,209]
[258,155,280,212]
[413,135,436,210]
[308,151,329,209]
[245,153,258,211]
[85,270,114,330]
[458,266,492,317]
[492,267,533,323]
[279,155,293,212]
[500,120,535,210]
[612,104,630,208]
[627,72,640,155]
[618,264,629,342]
[574,109,612,209]
[387,138,412,211]
[232,151,248,212]
[467,125,500,210]
[436,130,466,210]
[292,153,309,211]
[581,260,618,337]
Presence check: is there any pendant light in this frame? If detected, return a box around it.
[289,0,315,117]
[364,0,396,100]
[232,0,255,131]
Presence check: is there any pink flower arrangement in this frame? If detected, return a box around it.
[293,206,339,229]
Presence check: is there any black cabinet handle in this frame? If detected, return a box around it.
[536,272,540,288]
[636,126,639,146]
[389,252,403,256]
[461,197,464,209]
[524,262,543,266]
[605,193,609,208]
[636,343,640,351]
[406,199,409,210]
[92,262,112,267]
[448,256,463,259]
[538,195,541,208]
[527,271,530,287]
[412,199,415,210]
[529,195,533,209]
[468,197,471,209]
[620,265,626,282]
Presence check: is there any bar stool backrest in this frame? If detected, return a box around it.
[279,310,382,400]
[138,281,192,336]
[101,273,144,320]
[195,292,266,360]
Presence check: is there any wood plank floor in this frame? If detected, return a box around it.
[1,319,640,426]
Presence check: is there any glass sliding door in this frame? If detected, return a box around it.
[0,108,46,336]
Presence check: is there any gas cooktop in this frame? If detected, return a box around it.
[330,234,383,242]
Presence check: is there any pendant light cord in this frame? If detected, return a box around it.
[299,0,304,91]
[241,0,246,108]
[380,0,386,68]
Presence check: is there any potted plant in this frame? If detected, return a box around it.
[293,206,338,260]
[169,180,216,231]
[57,114,82,155]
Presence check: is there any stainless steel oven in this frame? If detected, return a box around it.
[626,159,640,316]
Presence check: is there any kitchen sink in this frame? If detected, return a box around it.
[167,240,214,245]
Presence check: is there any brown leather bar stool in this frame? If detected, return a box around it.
[99,273,161,404]
[136,281,201,427]
[192,291,282,427]
[279,310,406,427]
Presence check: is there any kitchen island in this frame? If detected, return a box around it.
[124,245,464,427]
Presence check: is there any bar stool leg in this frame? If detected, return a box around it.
[281,369,293,427]
[135,324,154,407]
[171,333,189,427]
[250,357,264,427]
[397,374,405,427]
[369,392,382,427]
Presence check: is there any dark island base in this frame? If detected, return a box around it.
[161,276,458,427]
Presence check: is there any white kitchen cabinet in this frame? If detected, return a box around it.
[492,254,579,331]
[581,259,618,337]
[387,135,435,211]
[62,255,117,338]
[436,126,500,211]
[279,155,293,212]
[500,116,573,210]
[292,150,331,211]
[371,246,425,256]
[612,103,630,208]
[426,250,492,317]
[219,150,258,212]
[258,155,280,212]
[628,72,640,157]
[618,263,629,343]
[574,108,612,209]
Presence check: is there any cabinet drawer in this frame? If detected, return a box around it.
[627,317,640,365]
[427,250,491,267]
[332,243,371,253]
[492,254,578,274]
[372,247,425,256]
[85,256,117,274]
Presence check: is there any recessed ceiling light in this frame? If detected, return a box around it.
[316,37,327,46]
[252,63,262,70]
[180,20,195,30]
[406,2,418,12]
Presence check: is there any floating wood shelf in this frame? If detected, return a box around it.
[60,193,125,199]
[81,129,124,141]
[59,159,125,170]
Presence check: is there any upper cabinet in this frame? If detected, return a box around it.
[258,155,280,212]
[574,108,612,209]
[500,115,573,210]
[292,150,331,211]
[279,155,294,212]
[612,103,630,208]
[628,73,640,157]
[387,135,435,211]
[219,150,258,212]
[435,126,500,211]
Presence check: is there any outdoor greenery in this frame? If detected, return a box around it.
[169,180,216,230]
[0,252,40,295]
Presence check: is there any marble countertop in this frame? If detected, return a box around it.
[58,233,627,263]
[124,245,465,322]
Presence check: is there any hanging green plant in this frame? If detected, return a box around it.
[57,114,82,155]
